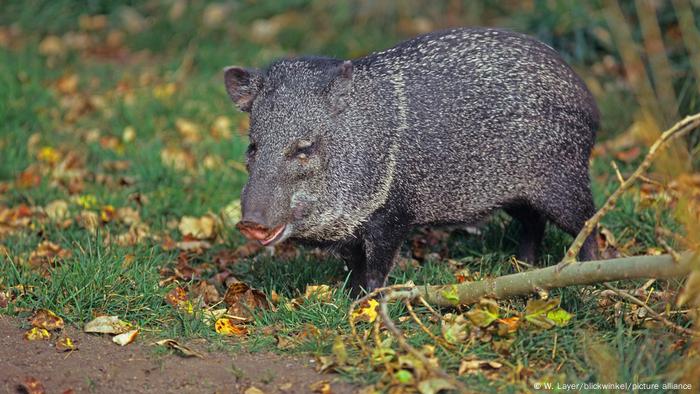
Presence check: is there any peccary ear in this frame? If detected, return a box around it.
[224,66,264,112]
[327,60,353,113]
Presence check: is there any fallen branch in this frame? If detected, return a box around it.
[413,252,697,307]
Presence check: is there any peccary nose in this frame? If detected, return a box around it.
[236,220,271,241]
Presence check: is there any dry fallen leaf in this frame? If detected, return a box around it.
[30,309,65,331]
[191,281,221,305]
[160,147,195,171]
[175,118,201,143]
[351,299,379,323]
[24,327,51,341]
[224,282,270,320]
[178,215,217,239]
[215,318,248,336]
[416,377,455,394]
[202,308,227,326]
[244,387,266,394]
[28,241,72,270]
[44,200,69,221]
[154,338,204,358]
[113,329,139,346]
[77,210,99,233]
[55,334,77,352]
[20,377,46,394]
[38,35,65,57]
[84,315,132,334]
[458,359,503,375]
[165,286,188,307]
[309,380,331,394]
[202,3,231,28]
[304,285,333,302]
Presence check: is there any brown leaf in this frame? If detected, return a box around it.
[458,359,503,375]
[309,380,331,394]
[16,166,42,189]
[28,241,72,270]
[154,338,204,358]
[20,377,46,394]
[77,210,99,233]
[55,74,79,95]
[55,334,77,352]
[165,287,188,308]
[191,281,221,305]
[224,282,270,321]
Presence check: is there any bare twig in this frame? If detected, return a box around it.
[560,113,700,267]
[611,160,625,184]
[404,299,454,351]
[659,238,682,264]
[378,300,472,393]
[602,283,699,336]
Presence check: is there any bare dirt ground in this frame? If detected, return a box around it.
[0,316,357,394]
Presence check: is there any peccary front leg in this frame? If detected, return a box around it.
[344,214,410,296]
[339,241,367,296]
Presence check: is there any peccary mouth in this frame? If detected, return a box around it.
[236,221,289,246]
[260,224,287,246]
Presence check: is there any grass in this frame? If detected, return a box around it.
[1,1,698,392]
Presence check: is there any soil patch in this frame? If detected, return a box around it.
[0,316,356,393]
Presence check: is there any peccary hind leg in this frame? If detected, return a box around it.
[539,185,599,261]
[506,205,546,264]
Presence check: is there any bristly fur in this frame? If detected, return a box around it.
[225,27,599,294]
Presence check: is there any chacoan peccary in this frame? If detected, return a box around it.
[226,28,599,294]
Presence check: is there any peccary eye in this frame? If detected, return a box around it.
[246,143,257,157]
[292,140,315,159]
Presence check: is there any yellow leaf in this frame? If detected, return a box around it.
[215,318,247,336]
[351,299,378,323]
[178,215,217,239]
[75,194,98,209]
[24,327,51,341]
[122,126,136,143]
[37,147,61,164]
[332,335,348,366]
[221,199,241,227]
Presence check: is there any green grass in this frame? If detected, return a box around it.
[1,1,698,392]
